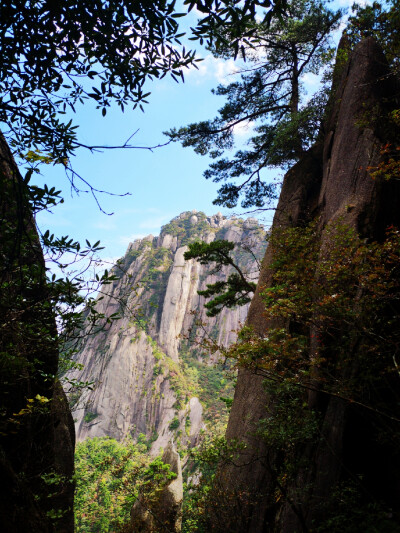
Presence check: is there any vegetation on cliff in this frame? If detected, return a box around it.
[174,219,400,532]
[67,211,265,448]
[2,0,400,531]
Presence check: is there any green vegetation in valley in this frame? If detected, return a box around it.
[180,345,235,424]
[74,436,176,533]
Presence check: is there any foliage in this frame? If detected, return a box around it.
[184,0,288,59]
[0,0,287,166]
[161,211,211,245]
[180,343,235,422]
[74,436,176,533]
[167,0,341,209]
[257,380,319,453]
[219,219,400,524]
[0,0,198,171]
[184,240,256,316]
[83,411,98,424]
[346,0,400,70]
[169,416,181,430]
[148,337,197,409]
[345,0,400,196]
[314,481,399,533]
[182,434,248,532]
[228,220,400,409]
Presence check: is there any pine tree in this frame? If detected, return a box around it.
[167,0,341,209]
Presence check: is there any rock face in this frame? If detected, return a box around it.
[67,211,266,451]
[214,38,400,531]
[0,133,75,532]
[130,441,183,532]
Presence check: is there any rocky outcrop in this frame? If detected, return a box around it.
[214,38,400,531]
[0,133,75,531]
[130,442,183,532]
[66,211,266,451]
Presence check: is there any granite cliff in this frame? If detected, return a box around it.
[212,38,400,532]
[66,211,266,452]
[0,133,75,532]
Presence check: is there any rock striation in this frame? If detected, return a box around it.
[214,38,400,532]
[66,211,267,452]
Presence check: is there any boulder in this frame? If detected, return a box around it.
[130,442,183,532]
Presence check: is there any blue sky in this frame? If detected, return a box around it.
[34,39,276,265]
[33,0,358,268]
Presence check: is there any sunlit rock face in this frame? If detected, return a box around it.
[66,211,267,452]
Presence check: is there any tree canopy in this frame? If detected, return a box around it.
[166,0,341,209]
[0,0,285,165]
[0,0,195,162]
[346,0,400,68]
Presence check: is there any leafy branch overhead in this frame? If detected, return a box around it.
[0,0,286,164]
[184,240,256,316]
[0,0,196,162]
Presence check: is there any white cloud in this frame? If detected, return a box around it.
[232,120,255,138]
[337,0,369,6]
[186,54,238,85]
[302,72,320,90]
[215,58,237,85]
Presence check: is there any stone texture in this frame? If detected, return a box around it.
[159,245,200,361]
[130,441,183,532]
[0,133,75,532]
[214,38,400,532]
[66,212,267,452]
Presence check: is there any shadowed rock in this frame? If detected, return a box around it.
[0,132,75,531]
[130,442,183,532]
[212,37,400,532]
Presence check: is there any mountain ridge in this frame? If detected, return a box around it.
[66,210,267,453]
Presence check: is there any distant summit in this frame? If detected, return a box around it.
[66,212,267,453]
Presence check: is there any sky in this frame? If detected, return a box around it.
[32,0,362,271]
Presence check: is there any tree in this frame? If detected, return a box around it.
[0,0,198,174]
[166,0,341,209]
[0,0,285,166]
[0,1,287,527]
[345,0,400,68]
[74,436,176,533]
[184,240,257,316]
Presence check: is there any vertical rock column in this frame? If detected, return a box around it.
[216,37,400,533]
[130,442,183,532]
[0,132,75,532]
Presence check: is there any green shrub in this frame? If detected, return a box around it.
[74,436,174,532]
